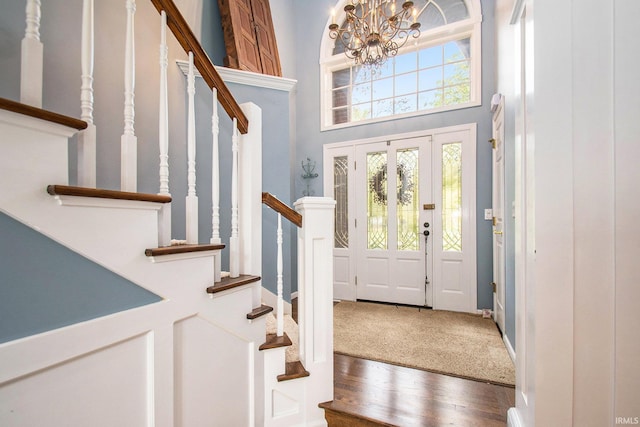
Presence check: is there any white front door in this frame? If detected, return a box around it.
[492,97,506,332]
[324,124,477,312]
[354,137,432,306]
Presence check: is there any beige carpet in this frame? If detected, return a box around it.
[334,301,515,387]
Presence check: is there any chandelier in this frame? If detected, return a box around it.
[329,0,421,68]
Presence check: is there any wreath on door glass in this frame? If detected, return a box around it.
[369,163,414,206]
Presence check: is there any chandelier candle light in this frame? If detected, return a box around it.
[329,0,421,67]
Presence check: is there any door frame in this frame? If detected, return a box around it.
[323,123,478,313]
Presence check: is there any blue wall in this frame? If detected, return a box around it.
[291,0,496,308]
[191,77,296,301]
[0,212,161,344]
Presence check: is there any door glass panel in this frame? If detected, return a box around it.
[334,156,349,249]
[442,142,462,251]
[397,148,419,251]
[367,151,388,250]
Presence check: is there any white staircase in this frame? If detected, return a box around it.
[0,1,335,425]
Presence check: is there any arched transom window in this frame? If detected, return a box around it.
[320,0,482,130]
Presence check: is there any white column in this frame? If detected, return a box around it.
[121,0,137,192]
[78,0,96,188]
[276,214,284,337]
[229,118,240,277]
[185,51,198,244]
[294,197,336,423]
[157,10,171,246]
[20,0,43,108]
[238,102,262,306]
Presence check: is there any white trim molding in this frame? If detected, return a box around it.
[176,60,297,93]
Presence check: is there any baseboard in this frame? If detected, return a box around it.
[503,333,516,364]
[507,407,523,427]
[291,291,298,300]
[262,287,292,315]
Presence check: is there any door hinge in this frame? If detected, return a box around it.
[492,282,497,292]
[355,218,357,228]
[354,161,356,170]
[492,216,497,226]
[489,138,496,149]
[355,276,358,285]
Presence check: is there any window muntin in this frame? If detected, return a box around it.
[330,38,471,125]
[322,0,480,129]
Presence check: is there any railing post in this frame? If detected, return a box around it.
[77,0,96,188]
[238,102,262,307]
[121,0,137,192]
[185,51,198,244]
[21,0,43,108]
[276,213,284,337]
[229,118,240,277]
[294,197,336,420]
[157,10,171,246]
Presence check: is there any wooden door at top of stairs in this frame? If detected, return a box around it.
[492,96,506,333]
[354,137,432,306]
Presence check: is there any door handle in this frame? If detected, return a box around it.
[494,230,503,235]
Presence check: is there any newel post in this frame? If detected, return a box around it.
[238,102,262,306]
[294,196,336,421]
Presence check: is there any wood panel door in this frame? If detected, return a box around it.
[218,0,282,76]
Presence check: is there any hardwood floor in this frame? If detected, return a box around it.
[324,354,515,426]
[292,298,514,425]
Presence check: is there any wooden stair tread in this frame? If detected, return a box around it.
[318,403,396,427]
[145,243,225,257]
[47,185,171,204]
[206,274,261,294]
[247,304,273,320]
[259,332,292,350]
[0,97,88,130]
[277,360,310,382]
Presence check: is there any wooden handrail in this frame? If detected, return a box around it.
[149,0,249,134]
[262,192,302,228]
[0,97,88,130]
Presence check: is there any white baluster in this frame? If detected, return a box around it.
[158,11,169,197]
[276,213,284,337]
[211,88,220,245]
[230,117,240,278]
[211,89,221,282]
[21,0,43,107]
[121,0,137,192]
[157,10,171,246]
[185,51,198,244]
[78,0,96,188]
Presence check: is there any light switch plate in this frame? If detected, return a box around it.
[484,209,493,220]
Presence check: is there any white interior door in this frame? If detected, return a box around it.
[354,137,432,306]
[492,97,506,332]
